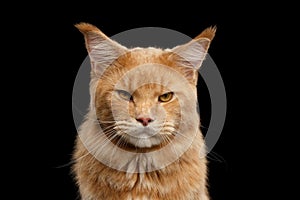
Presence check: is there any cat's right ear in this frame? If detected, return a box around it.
[75,23,127,75]
[169,26,216,84]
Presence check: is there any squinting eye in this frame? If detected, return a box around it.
[158,92,174,102]
[116,90,133,101]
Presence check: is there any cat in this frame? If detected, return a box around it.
[72,22,216,200]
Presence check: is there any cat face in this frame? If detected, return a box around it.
[105,83,180,149]
[76,23,215,150]
[95,61,184,149]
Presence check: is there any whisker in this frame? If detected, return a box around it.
[56,158,79,168]
[87,132,117,151]
[207,151,227,164]
[81,129,117,150]
[109,135,122,166]
[91,120,116,125]
[163,135,180,161]
[100,124,117,132]
[162,127,175,133]
[97,120,117,123]
[94,132,119,157]
[172,130,190,140]
[200,124,208,130]
[160,134,169,147]
[57,131,116,168]
[59,124,120,168]
[118,134,129,149]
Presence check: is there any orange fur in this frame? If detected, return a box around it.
[195,26,216,40]
[73,23,215,200]
[73,135,208,200]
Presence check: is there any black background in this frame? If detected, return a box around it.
[16,5,279,200]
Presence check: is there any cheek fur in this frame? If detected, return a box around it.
[95,95,112,121]
[162,99,181,124]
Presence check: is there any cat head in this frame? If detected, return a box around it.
[76,23,215,150]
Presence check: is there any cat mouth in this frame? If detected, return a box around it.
[108,121,176,150]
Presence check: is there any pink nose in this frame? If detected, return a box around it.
[136,117,153,126]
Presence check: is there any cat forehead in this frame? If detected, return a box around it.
[115,47,178,74]
[113,63,188,93]
[120,47,169,65]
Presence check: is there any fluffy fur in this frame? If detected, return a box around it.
[73,23,215,200]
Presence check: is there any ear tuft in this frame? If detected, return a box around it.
[75,23,101,34]
[195,26,217,41]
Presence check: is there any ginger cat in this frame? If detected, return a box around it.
[73,23,215,200]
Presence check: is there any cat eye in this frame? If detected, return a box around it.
[116,90,133,101]
[158,92,174,102]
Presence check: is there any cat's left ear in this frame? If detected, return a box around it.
[75,23,128,75]
[170,26,216,84]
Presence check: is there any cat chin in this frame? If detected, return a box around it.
[127,137,162,148]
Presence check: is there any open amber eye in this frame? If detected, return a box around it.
[116,90,132,101]
[158,92,174,102]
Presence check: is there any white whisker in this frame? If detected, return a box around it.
[172,130,190,140]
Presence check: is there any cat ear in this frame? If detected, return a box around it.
[75,23,127,75]
[170,26,216,83]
